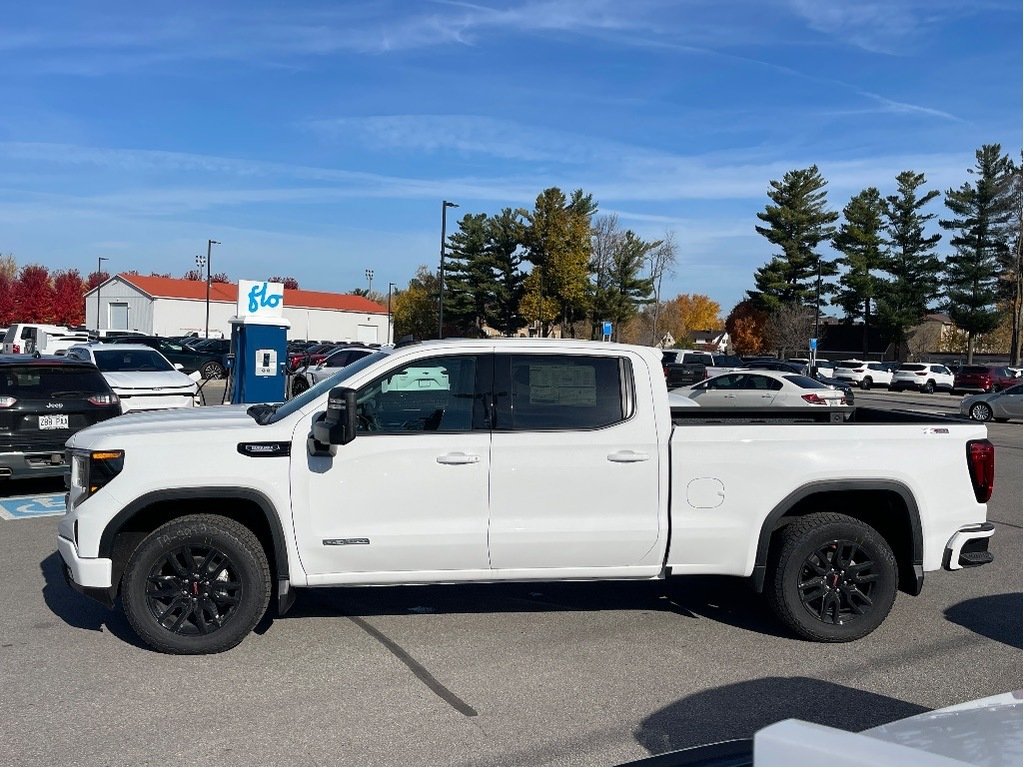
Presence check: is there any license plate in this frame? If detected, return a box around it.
[39,415,69,430]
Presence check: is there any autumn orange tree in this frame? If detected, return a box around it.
[725,299,768,354]
[663,293,721,343]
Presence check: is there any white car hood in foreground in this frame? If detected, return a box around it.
[102,370,196,391]
[66,404,262,448]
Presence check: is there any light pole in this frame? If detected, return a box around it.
[812,256,822,374]
[95,256,109,334]
[205,239,219,338]
[387,282,396,345]
[437,200,458,338]
[365,269,374,296]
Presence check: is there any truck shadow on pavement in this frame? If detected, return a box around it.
[38,553,149,650]
[633,676,929,759]
[259,574,791,639]
[944,592,1023,648]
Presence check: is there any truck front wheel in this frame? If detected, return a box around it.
[122,514,271,654]
[767,513,897,642]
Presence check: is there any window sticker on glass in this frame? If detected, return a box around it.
[528,365,597,406]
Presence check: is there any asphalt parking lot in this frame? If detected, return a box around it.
[0,390,1019,765]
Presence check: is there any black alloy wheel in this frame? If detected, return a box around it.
[768,512,897,642]
[796,539,878,625]
[201,361,225,379]
[970,402,993,422]
[860,377,872,390]
[923,380,935,394]
[144,544,242,636]
[122,515,271,654]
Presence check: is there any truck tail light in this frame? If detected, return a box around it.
[966,439,995,503]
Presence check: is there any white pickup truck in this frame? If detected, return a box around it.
[57,340,997,654]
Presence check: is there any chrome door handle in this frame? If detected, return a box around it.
[607,450,650,463]
[436,452,480,465]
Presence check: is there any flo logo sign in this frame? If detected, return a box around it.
[237,280,285,318]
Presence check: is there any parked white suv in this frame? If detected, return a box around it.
[834,360,894,390]
[890,363,955,394]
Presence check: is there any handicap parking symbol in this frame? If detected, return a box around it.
[0,493,67,520]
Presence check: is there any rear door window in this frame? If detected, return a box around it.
[495,354,630,430]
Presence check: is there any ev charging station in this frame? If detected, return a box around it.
[226,280,290,404]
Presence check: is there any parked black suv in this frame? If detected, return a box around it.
[0,356,121,481]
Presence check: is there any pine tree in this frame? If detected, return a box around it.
[833,187,886,355]
[749,165,838,312]
[940,145,1018,363]
[443,212,493,335]
[601,231,655,341]
[877,171,942,360]
[486,208,526,336]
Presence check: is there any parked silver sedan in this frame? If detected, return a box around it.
[674,370,848,407]
[960,383,1023,422]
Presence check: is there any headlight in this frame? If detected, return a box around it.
[68,450,125,509]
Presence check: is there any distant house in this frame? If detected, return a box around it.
[683,329,730,353]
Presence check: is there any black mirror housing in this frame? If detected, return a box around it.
[312,387,358,446]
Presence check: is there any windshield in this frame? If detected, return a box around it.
[264,351,390,424]
[94,349,174,372]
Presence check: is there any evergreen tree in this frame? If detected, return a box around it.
[443,212,493,335]
[940,145,1018,363]
[486,208,527,336]
[749,165,838,312]
[600,231,656,341]
[833,187,886,355]
[876,171,942,360]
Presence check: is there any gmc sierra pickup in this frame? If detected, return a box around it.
[57,340,996,654]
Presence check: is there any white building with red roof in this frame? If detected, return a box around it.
[83,274,390,343]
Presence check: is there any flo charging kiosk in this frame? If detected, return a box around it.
[227,280,290,404]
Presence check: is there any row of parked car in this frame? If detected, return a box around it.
[660,348,1023,422]
[0,336,214,481]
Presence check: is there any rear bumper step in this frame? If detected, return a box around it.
[943,522,996,570]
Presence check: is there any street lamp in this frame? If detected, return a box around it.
[365,269,374,296]
[812,256,822,374]
[437,200,459,338]
[205,239,220,338]
[387,282,396,345]
[95,256,109,334]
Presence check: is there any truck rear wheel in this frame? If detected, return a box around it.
[767,513,897,642]
[122,514,271,654]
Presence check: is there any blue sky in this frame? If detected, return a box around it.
[1,0,1020,312]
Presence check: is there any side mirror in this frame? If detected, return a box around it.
[312,387,358,446]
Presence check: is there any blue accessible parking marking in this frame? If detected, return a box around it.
[0,493,66,520]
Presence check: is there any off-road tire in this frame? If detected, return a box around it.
[122,514,271,654]
[767,512,897,642]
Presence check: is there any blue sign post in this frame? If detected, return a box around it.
[602,321,613,341]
